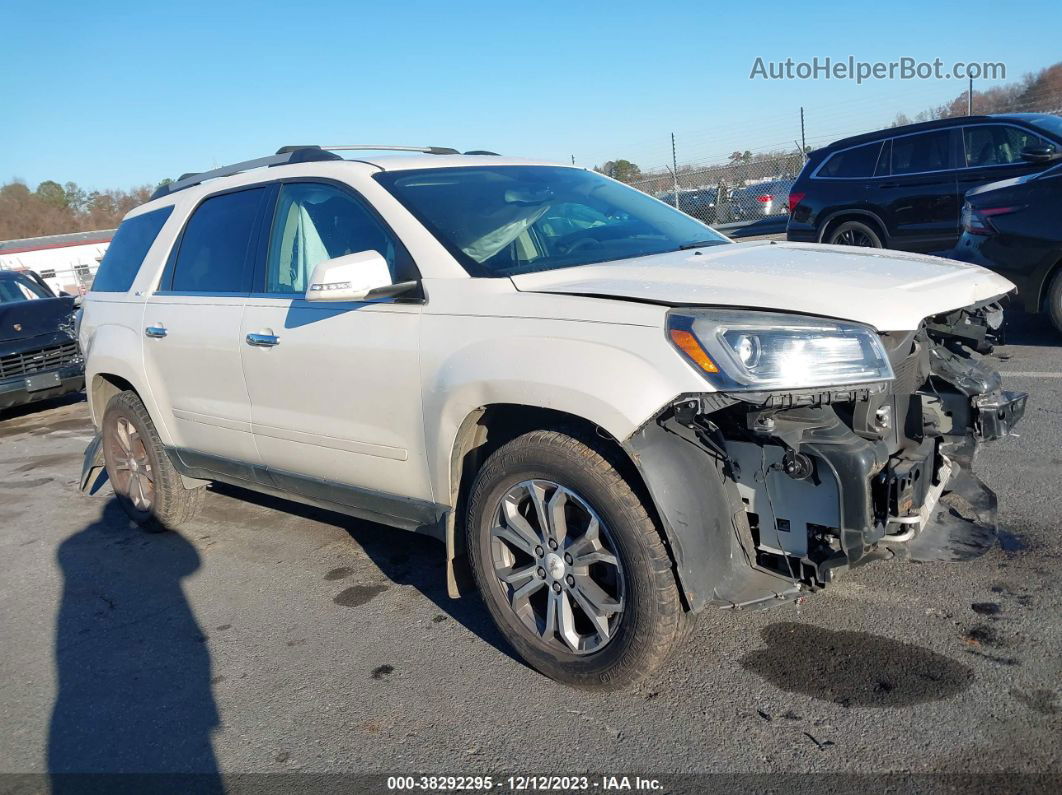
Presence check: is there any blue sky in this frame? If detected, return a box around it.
[2,0,1058,190]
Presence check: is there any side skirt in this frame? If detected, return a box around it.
[166,447,449,540]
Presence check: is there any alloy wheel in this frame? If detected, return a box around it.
[834,227,876,246]
[108,417,155,512]
[488,479,625,655]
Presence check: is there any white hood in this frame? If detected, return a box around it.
[510,241,1015,331]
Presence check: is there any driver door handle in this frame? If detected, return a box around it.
[246,333,280,348]
[145,326,167,339]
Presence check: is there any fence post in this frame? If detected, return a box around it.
[671,133,680,208]
[800,107,806,158]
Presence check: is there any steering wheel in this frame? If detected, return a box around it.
[560,237,602,255]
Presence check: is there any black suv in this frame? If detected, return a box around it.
[787,113,1062,253]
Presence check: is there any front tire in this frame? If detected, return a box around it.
[466,430,691,690]
[101,390,204,531]
[827,219,883,248]
[1046,269,1062,335]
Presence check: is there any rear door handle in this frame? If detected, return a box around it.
[145,326,167,338]
[246,333,280,348]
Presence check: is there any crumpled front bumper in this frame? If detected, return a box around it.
[625,349,1026,612]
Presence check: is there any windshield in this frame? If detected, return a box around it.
[374,166,728,276]
[0,274,51,303]
[1028,115,1062,141]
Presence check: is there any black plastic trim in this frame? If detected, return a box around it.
[167,447,446,538]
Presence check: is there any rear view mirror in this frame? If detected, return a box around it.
[1020,144,1060,163]
[305,251,394,302]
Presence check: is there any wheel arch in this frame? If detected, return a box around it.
[443,403,680,603]
[818,209,889,246]
[89,372,136,427]
[83,321,175,445]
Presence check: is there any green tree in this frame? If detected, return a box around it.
[597,159,641,183]
[36,180,68,208]
[63,182,88,213]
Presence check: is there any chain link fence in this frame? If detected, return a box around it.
[628,152,805,231]
[622,81,1062,233]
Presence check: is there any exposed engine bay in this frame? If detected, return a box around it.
[628,298,1027,609]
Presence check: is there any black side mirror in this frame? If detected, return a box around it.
[1020,144,1060,163]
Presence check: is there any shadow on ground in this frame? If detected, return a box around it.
[208,482,522,666]
[48,500,223,792]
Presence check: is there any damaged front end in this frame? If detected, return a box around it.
[626,299,1026,612]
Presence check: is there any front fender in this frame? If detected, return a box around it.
[421,317,709,503]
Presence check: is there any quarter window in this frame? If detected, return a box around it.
[964,125,1048,167]
[170,188,265,293]
[92,206,173,293]
[817,141,883,178]
[891,130,952,175]
[265,183,400,294]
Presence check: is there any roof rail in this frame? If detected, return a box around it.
[150,146,342,200]
[313,144,460,155]
[150,143,465,201]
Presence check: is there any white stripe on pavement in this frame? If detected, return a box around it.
[998,371,1062,378]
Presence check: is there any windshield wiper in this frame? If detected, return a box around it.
[677,239,723,250]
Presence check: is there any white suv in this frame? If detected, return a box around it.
[79,145,1027,689]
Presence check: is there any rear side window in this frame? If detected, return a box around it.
[91,207,173,292]
[891,130,952,175]
[817,141,883,178]
[170,188,266,293]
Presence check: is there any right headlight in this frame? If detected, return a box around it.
[667,309,894,391]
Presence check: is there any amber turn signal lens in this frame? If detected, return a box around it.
[669,329,719,373]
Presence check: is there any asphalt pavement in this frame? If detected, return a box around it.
[0,311,1059,790]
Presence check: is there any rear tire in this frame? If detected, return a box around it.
[1046,269,1062,335]
[101,391,204,531]
[826,219,883,248]
[466,430,692,690]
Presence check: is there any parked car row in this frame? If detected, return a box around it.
[657,178,796,226]
[786,112,1062,331]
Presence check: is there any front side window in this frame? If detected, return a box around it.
[817,141,883,178]
[92,206,173,292]
[0,274,51,303]
[891,130,953,175]
[374,166,727,277]
[964,125,1049,167]
[169,187,265,293]
[265,183,400,294]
